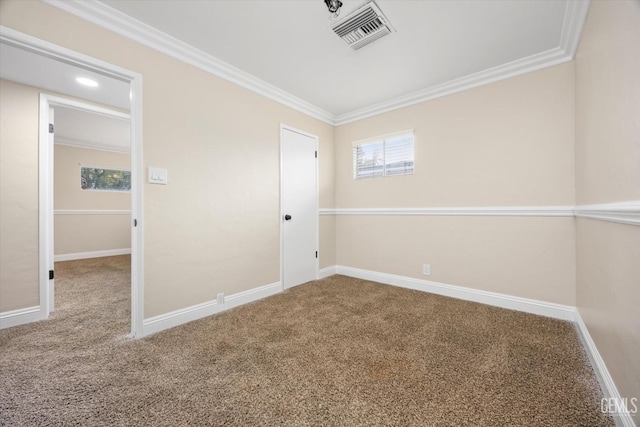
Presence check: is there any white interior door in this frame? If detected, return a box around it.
[281,126,318,289]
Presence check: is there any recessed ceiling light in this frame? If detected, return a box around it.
[76,77,99,88]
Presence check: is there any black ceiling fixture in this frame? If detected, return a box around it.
[324,0,343,17]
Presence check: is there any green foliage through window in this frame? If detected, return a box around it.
[81,167,131,191]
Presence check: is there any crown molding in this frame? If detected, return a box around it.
[41,0,335,125]
[559,0,592,58]
[334,0,591,125]
[334,47,570,125]
[42,0,590,127]
[55,136,130,153]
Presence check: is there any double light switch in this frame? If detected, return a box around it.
[148,167,168,185]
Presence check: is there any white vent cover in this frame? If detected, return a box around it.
[331,2,395,50]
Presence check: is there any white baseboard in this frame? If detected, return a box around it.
[574,311,637,427]
[142,281,282,337]
[224,281,283,310]
[318,266,337,279]
[0,306,45,330]
[54,248,131,262]
[334,265,576,321]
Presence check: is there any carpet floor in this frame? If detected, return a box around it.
[0,255,612,426]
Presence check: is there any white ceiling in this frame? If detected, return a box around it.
[0,40,131,152]
[54,106,130,153]
[0,42,130,110]
[95,0,574,117]
[1,0,588,129]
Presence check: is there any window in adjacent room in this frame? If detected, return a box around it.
[81,165,131,191]
[352,130,414,179]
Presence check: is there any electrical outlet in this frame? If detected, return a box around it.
[423,264,431,276]
[217,293,224,305]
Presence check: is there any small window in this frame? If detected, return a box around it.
[353,130,414,179]
[81,166,131,191]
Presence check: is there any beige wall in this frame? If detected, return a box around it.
[1,0,638,413]
[0,79,40,312]
[0,0,335,318]
[575,1,640,205]
[334,63,576,305]
[336,63,575,208]
[55,215,131,256]
[337,216,576,304]
[54,144,131,256]
[575,220,640,411]
[54,145,130,211]
[575,0,640,416]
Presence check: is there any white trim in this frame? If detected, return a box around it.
[41,0,334,125]
[46,95,131,119]
[321,202,640,226]
[38,96,54,319]
[559,0,592,59]
[333,265,576,321]
[335,49,566,125]
[142,281,281,337]
[129,66,144,338]
[318,266,337,279]
[54,209,130,215]
[574,311,637,427]
[320,206,575,217]
[54,248,131,262]
[55,137,130,154]
[0,27,130,83]
[0,306,45,330]
[41,0,590,126]
[335,0,591,125]
[224,282,283,310]
[575,201,640,227]
[3,26,145,338]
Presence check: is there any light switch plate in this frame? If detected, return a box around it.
[148,167,168,185]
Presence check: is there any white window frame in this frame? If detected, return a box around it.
[352,129,415,180]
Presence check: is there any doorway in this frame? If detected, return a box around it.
[0,27,144,337]
[280,125,319,289]
[43,99,131,322]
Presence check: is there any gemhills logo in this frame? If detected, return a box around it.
[600,397,638,416]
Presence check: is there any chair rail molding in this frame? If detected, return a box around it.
[54,209,131,215]
[320,206,574,217]
[575,201,640,226]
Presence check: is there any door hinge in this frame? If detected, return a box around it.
[49,124,54,133]
[315,151,317,158]
[134,219,137,227]
[49,270,54,280]
[315,251,318,258]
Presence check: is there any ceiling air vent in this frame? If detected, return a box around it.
[331,2,395,50]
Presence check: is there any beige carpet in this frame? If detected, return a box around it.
[0,255,612,426]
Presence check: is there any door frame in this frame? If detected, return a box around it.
[39,95,132,313]
[0,26,145,338]
[279,124,319,290]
